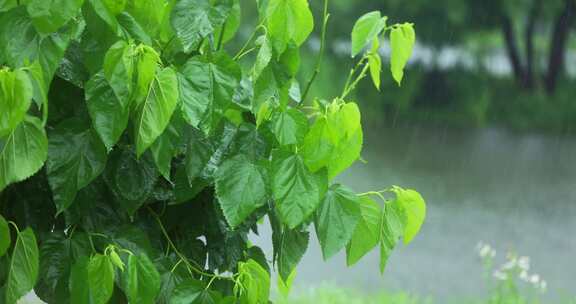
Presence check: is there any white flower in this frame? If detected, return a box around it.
[519,270,529,282]
[530,274,540,284]
[518,256,530,271]
[540,280,547,292]
[501,259,517,271]
[493,270,508,281]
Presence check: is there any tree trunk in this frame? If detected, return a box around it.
[524,0,543,89]
[501,15,527,87]
[544,0,576,95]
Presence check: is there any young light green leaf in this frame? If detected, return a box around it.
[26,0,85,34]
[346,196,381,266]
[271,108,309,146]
[0,68,33,138]
[5,228,39,304]
[277,228,308,281]
[326,102,363,179]
[368,53,382,90]
[86,71,130,150]
[301,116,337,172]
[314,184,361,260]
[0,116,48,192]
[171,0,232,52]
[236,259,270,304]
[391,186,426,244]
[134,45,160,104]
[271,149,327,229]
[265,0,314,53]
[390,23,416,85]
[351,11,386,57]
[87,254,115,304]
[46,119,108,214]
[102,0,126,15]
[127,254,161,304]
[0,215,9,257]
[103,40,136,107]
[69,256,90,303]
[177,53,240,134]
[135,66,179,157]
[215,155,269,229]
[277,269,296,299]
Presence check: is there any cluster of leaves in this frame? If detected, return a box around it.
[0,0,423,303]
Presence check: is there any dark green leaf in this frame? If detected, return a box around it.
[177,53,241,134]
[169,279,206,304]
[277,228,308,281]
[271,149,327,228]
[86,71,130,150]
[314,184,361,260]
[171,0,232,52]
[46,119,108,214]
[215,155,268,228]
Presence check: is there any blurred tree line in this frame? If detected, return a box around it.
[234,0,576,132]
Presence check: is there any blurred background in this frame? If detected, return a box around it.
[243,0,576,303]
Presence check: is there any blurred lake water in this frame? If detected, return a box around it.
[252,124,576,301]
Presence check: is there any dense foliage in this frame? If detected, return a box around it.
[0,0,425,303]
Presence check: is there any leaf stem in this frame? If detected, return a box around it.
[341,56,370,99]
[233,24,264,61]
[147,207,235,281]
[301,0,330,102]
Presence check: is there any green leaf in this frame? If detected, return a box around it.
[104,148,159,215]
[217,0,241,44]
[271,108,309,146]
[178,53,241,134]
[351,11,386,57]
[26,0,85,34]
[0,7,73,85]
[0,0,17,12]
[5,228,39,304]
[86,71,130,150]
[253,35,272,80]
[379,200,403,273]
[346,196,381,266]
[103,40,136,106]
[265,0,314,53]
[170,279,208,304]
[135,66,179,157]
[127,254,161,304]
[390,23,415,85]
[171,0,232,52]
[277,228,308,281]
[70,254,115,304]
[236,259,270,304]
[277,269,296,299]
[368,52,382,90]
[125,0,164,37]
[314,184,361,260]
[0,68,33,138]
[46,119,108,214]
[0,215,9,257]
[326,102,363,179]
[134,45,160,104]
[215,155,268,228]
[391,186,426,244]
[102,0,126,15]
[0,116,48,192]
[150,113,185,180]
[271,149,327,229]
[87,254,115,304]
[301,116,337,172]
